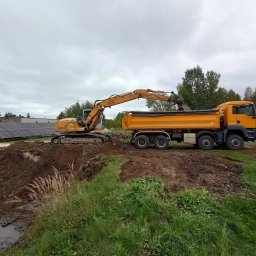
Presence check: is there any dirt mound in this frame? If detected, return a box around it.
[0,149,23,164]
[90,139,244,196]
[0,141,244,202]
[0,142,100,202]
[119,148,243,196]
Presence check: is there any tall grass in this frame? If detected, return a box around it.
[4,153,256,256]
[23,162,75,201]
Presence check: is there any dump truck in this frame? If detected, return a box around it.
[122,101,256,150]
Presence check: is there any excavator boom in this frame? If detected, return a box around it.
[85,89,181,132]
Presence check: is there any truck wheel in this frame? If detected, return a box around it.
[197,135,214,150]
[154,135,169,149]
[134,135,150,149]
[226,134,244,150]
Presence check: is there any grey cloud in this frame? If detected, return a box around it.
[0,0,255,118]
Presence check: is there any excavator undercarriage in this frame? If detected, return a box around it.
[51,132,111,145]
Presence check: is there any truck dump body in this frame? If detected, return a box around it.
[122,109,221,130]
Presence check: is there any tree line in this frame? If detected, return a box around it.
[0,112,31,121]
[57,66,255,128]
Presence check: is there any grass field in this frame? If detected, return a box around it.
[4,149,256,256]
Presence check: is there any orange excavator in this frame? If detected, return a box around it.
[51,89,183,144]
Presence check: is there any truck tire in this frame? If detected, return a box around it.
[197,135,215,150]
[154,135,169,149]
[134,135,150,149]
[226,134,244,150]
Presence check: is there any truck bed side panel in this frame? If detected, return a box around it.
[122,112,221,130]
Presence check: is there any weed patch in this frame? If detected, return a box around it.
[174,189,217,215]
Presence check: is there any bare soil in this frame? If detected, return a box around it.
[120,149,243,195]
[0,142,101,202]
[0,139,254,251]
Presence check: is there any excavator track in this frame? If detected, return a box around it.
[51,132,111,145]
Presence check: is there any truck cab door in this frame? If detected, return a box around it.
[233,104,256,129]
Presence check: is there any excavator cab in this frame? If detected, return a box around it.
[83,109,104,131]
[75,109,92,127]
[83,109,92,120]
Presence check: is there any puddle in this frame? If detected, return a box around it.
[0,224,22,252]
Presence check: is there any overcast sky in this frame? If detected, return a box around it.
[0,0,255,119]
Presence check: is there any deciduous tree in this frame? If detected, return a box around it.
[177,66,240,109]
[57,101,94,119]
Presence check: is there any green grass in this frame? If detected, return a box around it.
[4,152,256,256]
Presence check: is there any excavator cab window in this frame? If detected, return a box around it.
[83,109,92,120]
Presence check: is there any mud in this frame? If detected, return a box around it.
[0,224,22,252]
[0,139,253,252]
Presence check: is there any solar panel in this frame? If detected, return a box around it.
[0,129,11,139]
[0,123,55,139]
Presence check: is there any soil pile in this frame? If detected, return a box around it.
[0,142,101,202]
[0,141,247,202]
[119,149,242,195]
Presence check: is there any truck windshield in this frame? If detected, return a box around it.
[233,104,254,116]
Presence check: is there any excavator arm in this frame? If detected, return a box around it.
[84,89,182,132]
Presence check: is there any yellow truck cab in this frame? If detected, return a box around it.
[218,101,256,129]
[122,101,256,150]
